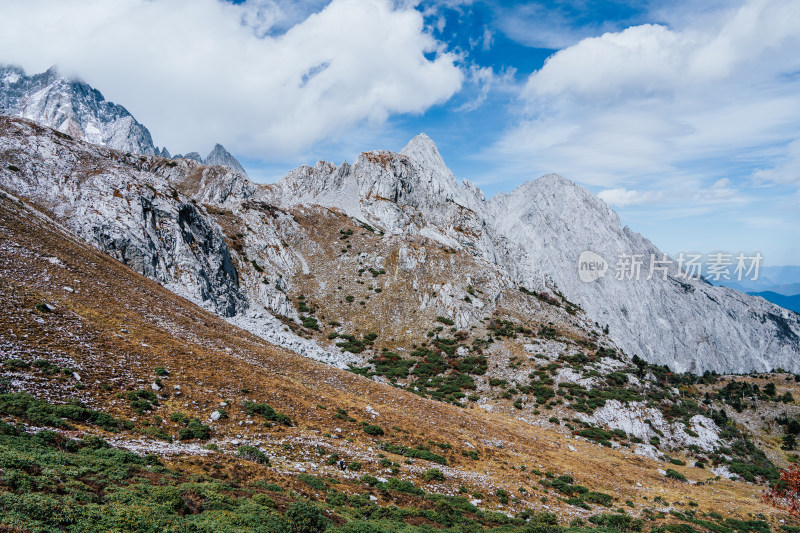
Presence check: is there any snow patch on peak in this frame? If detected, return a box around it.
[0,65,247,174]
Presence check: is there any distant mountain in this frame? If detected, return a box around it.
[175,144,247,175]
[0,64,247,175]
[715,265,800,295]
[749,291,800,313]
[771,283,800,297]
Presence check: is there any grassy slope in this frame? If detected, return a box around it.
[0,188,792,531]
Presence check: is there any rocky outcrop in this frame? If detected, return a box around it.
[0,117,246,317]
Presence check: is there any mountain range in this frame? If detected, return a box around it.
[0,64,247,175]
[1,110,798,375]
[748,291,800,314]
[2,73,800,530]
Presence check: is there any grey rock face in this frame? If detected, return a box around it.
[0,117,246,317]
[0,65,156,155]
[267,136,800,374]
[487,175,800,374]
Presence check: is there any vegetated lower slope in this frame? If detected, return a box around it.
[3,115,800,530]
[0,187,792,531]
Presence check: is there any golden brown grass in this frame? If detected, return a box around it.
[0,188,790,526]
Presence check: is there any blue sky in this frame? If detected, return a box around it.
[2,0,799,265]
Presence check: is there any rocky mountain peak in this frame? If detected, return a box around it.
[1,63,156,155]
[491,173,619,226]
[41,65,60,82]
[0,65,247,174]
[206,143,248,176]
[399,133,458,192]
[400,133,443,166]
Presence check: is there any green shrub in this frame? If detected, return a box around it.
[170,412,189,424]
[298,473,327,491]
[423,468,445,482]
[286,502,327,533]
[237,445,270,465]
[177,418,211,440]
[0,393,130,432]
[3,359,30,370]
[252,493,277,508]
[729,461,778,482]
[523,511,562,533]
[139,426,173,442]
[584,491,613,506]
[383,477,424,496]
[382,443,448,465]
[360,475,380,486]
[665,469,687,482]
[242,401,292,425]
[589,513,643,532]
[363,424,384,436]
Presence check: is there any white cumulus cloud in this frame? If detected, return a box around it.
[490,0,800,189]
[0,0,463,157]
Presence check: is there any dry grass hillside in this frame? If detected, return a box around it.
[0,183,796,531]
